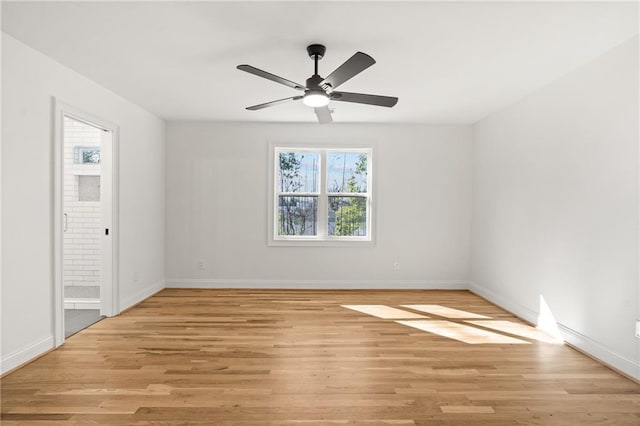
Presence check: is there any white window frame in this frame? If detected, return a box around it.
[269,143,375,246]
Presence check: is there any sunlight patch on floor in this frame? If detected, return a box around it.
[538,295,564,342]
[341,305,428,319]
[465,320,563,344]
[396,320,530,344]
[401,304,490,319]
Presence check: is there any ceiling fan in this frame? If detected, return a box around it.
[237,44,398,124]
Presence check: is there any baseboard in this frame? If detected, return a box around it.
[1,335,54,376]
[165,278,470,290]
[468,281,540,324]
[64,298,101,310]
[469,281,640,381]
[120,279,165,311]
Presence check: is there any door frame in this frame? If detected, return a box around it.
[52,99,120,347]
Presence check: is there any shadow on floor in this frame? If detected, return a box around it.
[65,309,104,338]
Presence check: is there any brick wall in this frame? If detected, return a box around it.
[63,117,101,298]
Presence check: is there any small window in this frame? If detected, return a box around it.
[272,146,372,244]
[78,175,100,201]
[74,146,101,164]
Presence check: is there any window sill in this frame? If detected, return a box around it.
[269,238,375,247]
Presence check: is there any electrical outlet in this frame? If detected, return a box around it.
[197,260,205,270]
[393,260,400,272]
[635,320,640,339]
[133,271,139,282]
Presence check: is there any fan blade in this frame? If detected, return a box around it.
[314,106,333,124]
[246,96,303,111]
[331,91,398,107]
[237,65,306,91]
[320,52,375,90]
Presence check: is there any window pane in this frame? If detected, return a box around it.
[278,196,318,236]
[73,146,101,164]
[327,152,367,193]
[78,175,100,201]
[278,152,319,193]
[328,196,367,236]
[82,149,101,164]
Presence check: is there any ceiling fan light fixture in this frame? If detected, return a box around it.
[303,91,330,107]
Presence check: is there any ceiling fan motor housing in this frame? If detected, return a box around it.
[306,74,325,91]
[303,74,330,107]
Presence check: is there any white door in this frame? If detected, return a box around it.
[99,129,114,317]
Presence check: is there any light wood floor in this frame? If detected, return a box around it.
[2,289,639,425]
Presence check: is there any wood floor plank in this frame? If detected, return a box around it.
[1,289,639,425]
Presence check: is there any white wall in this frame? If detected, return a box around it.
[1,34,165,373]
[165,122,472,288]
[471,37,639,379]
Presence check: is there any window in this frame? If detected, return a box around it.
[272,146,373,244]
[78,175,100,201]
[73,146,101,164]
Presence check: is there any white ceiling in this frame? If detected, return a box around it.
[2,1,638,124]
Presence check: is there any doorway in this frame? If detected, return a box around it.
[62,116,107,336]
[54,101,118,345]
